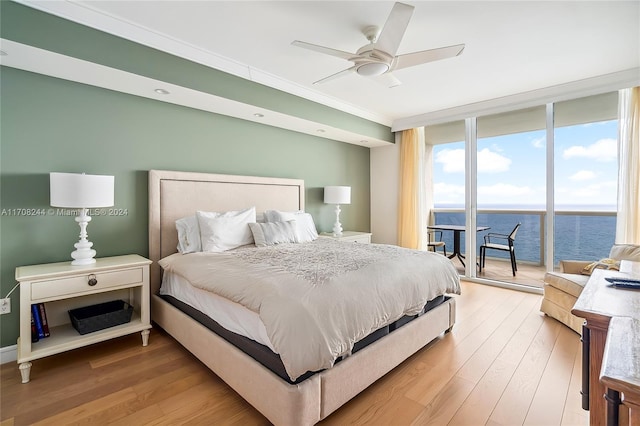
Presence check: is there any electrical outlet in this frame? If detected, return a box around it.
[0,298,10,314]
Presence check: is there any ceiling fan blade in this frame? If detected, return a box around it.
[393,43,465,70]
[313,66,357,85]
[374,2,414,57]
[371,72,402,88]
[292,40,359,61]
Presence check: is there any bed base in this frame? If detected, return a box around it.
[152,293,455,425]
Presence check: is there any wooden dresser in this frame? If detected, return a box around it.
[571,262,640,426]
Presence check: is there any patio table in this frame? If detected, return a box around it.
[427,224,490,267]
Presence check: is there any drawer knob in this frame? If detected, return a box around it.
[87,274,98,286]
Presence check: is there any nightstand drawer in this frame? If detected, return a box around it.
[31,267,144,300]
[348,235,372,243]
[319,231,372,244]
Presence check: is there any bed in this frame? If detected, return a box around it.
[148,169,459,425]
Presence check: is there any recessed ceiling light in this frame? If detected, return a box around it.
[253,113,264,118]
[360,140,369,144]
[316,129,326,133]
[154,88,169,95]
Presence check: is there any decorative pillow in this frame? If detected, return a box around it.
[196,207,256,252]
[249,220,299,247]
[264,210,318,243]
[581,258,620,276]
[176,215,201,254]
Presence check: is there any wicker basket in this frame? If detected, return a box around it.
[69,300,133,335]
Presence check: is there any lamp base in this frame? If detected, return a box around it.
[71,240,97,265]
[70,209,97,265]
[332,204,343,237]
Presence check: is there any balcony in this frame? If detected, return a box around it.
[448,258,546,288]
[433,207,617,289]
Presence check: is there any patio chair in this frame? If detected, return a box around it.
[427,230,447,256]
[479,223,521,276]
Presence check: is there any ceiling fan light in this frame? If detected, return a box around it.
[356,62,389,76]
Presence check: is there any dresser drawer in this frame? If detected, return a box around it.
[31,267,144,300]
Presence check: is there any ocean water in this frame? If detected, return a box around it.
[433,208,616,266]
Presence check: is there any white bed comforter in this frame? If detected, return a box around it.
[159,238,460,380]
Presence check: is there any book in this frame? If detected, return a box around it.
[37,303,50,337]
[31,304,45,339]
[31,312,39,343]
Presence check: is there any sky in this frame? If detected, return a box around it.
[432,120,618,209]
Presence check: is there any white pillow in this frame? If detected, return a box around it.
[263,210,299,223]
[176,215,201,253]
[249,220,299,247]
[196,207,256,252]
[293,212,319,242]
[264,210,318,243]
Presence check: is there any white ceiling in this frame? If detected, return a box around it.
[16,1,640,127]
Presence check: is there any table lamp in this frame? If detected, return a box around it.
[324,186,351,237]
[50,172,115,265]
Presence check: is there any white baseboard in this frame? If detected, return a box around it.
[1,344,17,364]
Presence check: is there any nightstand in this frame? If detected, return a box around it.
[320,231,372,244]
[15,254,152,383]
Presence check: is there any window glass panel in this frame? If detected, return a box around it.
[476,106,546,286]
[553,93,618,267]
[427,120,465,273]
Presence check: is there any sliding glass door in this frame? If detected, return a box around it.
[426,91,620,288]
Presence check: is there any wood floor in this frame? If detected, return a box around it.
[0,281,587,425]
[453,257,547,289]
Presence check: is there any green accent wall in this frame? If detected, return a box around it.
[1,1,393,142]
[0,2,382,348]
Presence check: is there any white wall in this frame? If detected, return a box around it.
[370,133,400,245]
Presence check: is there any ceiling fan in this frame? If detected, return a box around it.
[292,2,465,88]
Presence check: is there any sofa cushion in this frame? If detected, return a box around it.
[609,244,640,262]
[540,285,583,334]
[543,272,589,298]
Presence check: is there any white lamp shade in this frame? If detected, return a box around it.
[50,172,115,208]
[324,186,351,205]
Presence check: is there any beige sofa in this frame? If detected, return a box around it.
[540,244,640,334]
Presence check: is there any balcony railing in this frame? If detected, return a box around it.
[433,208,616,268]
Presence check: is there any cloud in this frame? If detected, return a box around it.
[555,180,618,204]
[433,182,465,201]
[531,136,545,148]
[435,148,511,173]
[478,183,532,198]
[435,149,465,173]
[563,138,617,162]
[478,148,511,172]
[569,170,597,181]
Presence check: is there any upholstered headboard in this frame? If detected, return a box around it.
[148,170,305,293]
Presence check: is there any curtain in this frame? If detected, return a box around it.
[424,143,435,227]
[616,86,640,245]
[398,128,426,249]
